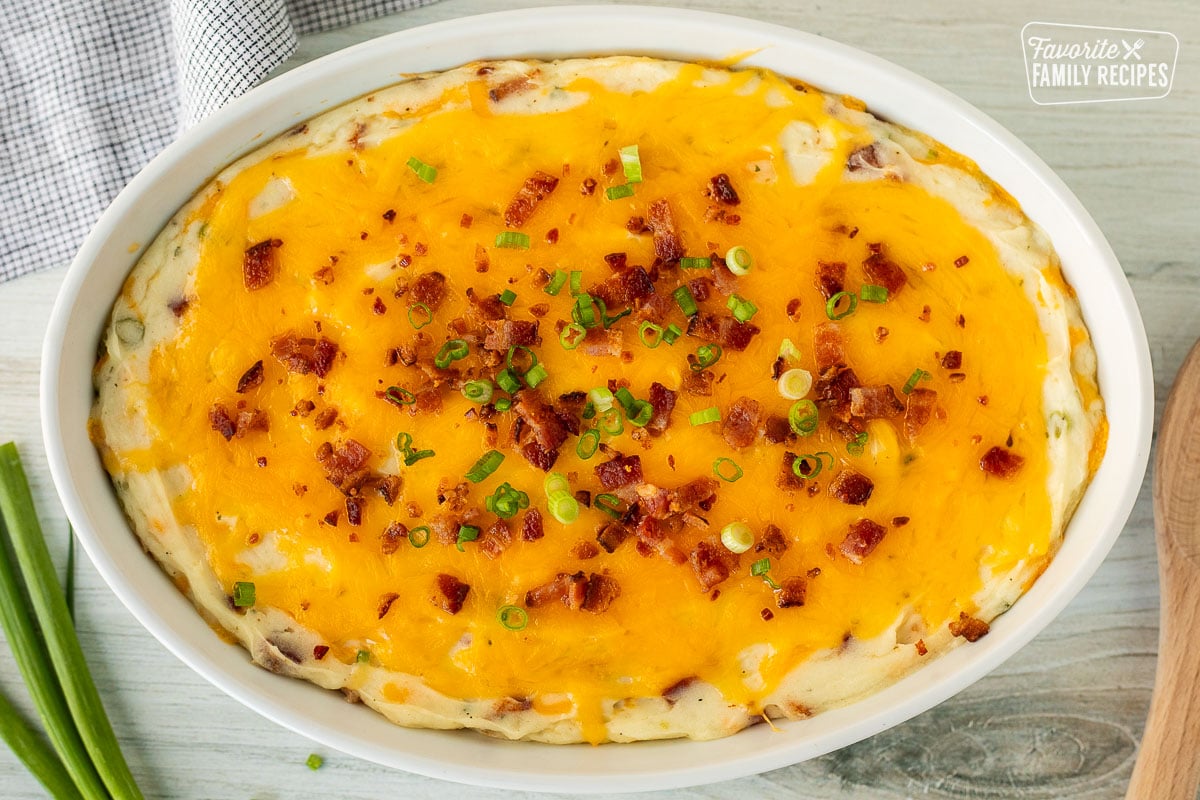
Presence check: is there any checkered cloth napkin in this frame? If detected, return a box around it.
[0,0,437,283]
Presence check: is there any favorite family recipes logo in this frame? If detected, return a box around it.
[1022,22,1178,105]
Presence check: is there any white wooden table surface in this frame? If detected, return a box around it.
[2,1,1196,797]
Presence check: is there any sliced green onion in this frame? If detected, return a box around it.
[434,339,469,369]
[498,289,517,306]
[496,368,522,395]
[543,472,571,497]
[680,256,712,270]
[618,144,643,183]
[587,387,615,412]
[778,368,814,400]
[524,363,549,389]
[713,457,743,482]
[494,398,513,412]
[638,321,664,348]
[860,284,889,303]
[465,450,504,483]
[407,302,432,329]
[902,368,932,394]
[408,526,431,548]
[690,343,723,372]
[598,299,631,328]
[792,453,823,479]
[725,246,753,276]
[598,407,624,436]
[778,338,801,362]
[614,387,636,415]
[826,290,858,320]
[356,649,371,663]
[548,493,580,524]
[232,581,256,607]
[407,156,437,183]
[721,522,754,554]
[456,525,481,551]
[572,294,600,329]
[690,406,721,426]
[847,431,869,457]
[627,400,654,427]
[384,386,415,407]
[750,557,780,589]
[673,285,699,317]
[581,402,597,420]
[403,449,435,466]
[576,429,601,460]
[495,231,531,249]
[594,493,625,520]
[560,322,586,350]
[727,294,758,323]
[544,269,568,296]
[788,399,819,436]
[486,483,529,520]
[498,605,529,631]
[395,432,414,453]
[306,753,324,771]
[462,380,494,404]
[606,184,635,200]
[506,344,537,376]
[662,323,684,345]
[569,270,583,296]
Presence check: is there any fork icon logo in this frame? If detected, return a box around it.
[1122,39,1145,60]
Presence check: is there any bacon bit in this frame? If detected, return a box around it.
[847,143,883,171]
[840,519,887,564]
[954,255,970,268]
[591,265,654,307]
[862,247,908,296]
[525,572,588,610]
[382,208,396,223]
[574,490,592,508]
[522,508,545,541]
[373,474,401,506]
[271,334,338,378]
[316,439,371,493]
[687,313,760,351]
[243,239,281,291]
[234,409,269,437]
[528,302,549,319]
[785,298,802,321]
[681,369,714,397]
[546,228,559,244]
[595,455,643,489]
[581,177,597,196]
[980,446,1024,478]
[582,573,620,613]
[722,397,762,449]
[236,360,264,394]
[504,170,560,228]
[949,612,990,642]
[813,322,847,371]
[662,677,697,705]
[572,540,599,560]
[705,173,741,205]
[596,521,631,553]
[522,441,558,471]
[473,244,490,273]
[409,271,447,309]
[323,510,339,526]
[413,388,443,416]
[875,326,890,343]
[904,388,938,440]
[815,261,846,300]
[916,639,928,656]
[760,415,793,445]
[688,277,713,303]
[778,453,806,492]
[604,252,627,271]
[459,213,473,228]
[815,365,862,420]
[434,574,470,615]
[849,385,904,419]
[582,328,623,358]
[313,407,338,431]
[483,319,540,351]
[941,350,963,370]
[829,470,875,506]
[948,372,966,383]
[513,390,571,452]
[209,404,236,441]
[646,382,677,435]
[625,215,648,233]
[478,519,512,559]
[372,296,387,315]
[169,297,190,317]
[775,577,808,608]
[344,496,364,527]
[760,608,775,621]
[377,592,399,619]
[256,457,267,468]
[919,305,932,323]
[690,538,737,591]
[488,73,535,102]
[380,521,407,555]
[756,524,788,556]
[956,314,966,328]
[647,199,684,263]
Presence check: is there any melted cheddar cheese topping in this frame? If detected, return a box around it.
[95,58,1104,743]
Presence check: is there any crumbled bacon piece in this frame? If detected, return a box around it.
[243,239,281,291]
[813,322,847,371]
[840,519,887,564]
[373,474,401,506]
[815,365,862,420]
[849,385,903,419]
[647,199,684,263]
[504,170,560,228]
[829,470,875,506]
[271,334,338,378]
[596,521,631,553]
[169,297,190,317]
[626,215,648,233]
[786,298,801,320]
[522,508,544,541]
[847,143,883,171]
[763,416,794,444]
[466,287,507,322]
[591,265,654,307]
[483,319,540,351]
[380,521,407,555]
[980,446,1024,478]
[316,439,371,493]
[209,404,236,441]
[410,271,447,310]
[478,519,512,559]
[775,577,808,608]
[688,277,713,302]
[815,261,846,300]
[756,525,788,556]
[681,370,714,396]
[941,350,963,370]
[235,409,269,437]
[915,639,928,656]
[721,397,762,449]
[572,540,599,560]
[690,538,736,591]
[705,173,741,205]
[345,496,364,527]
[581,177,597,196]
[521,441,558,471]
[863,248,908,296]
[687,313,760,351]
[377,592,399,619]
[594,455,643,489]
[513,390,570,453]
[950,612,990,642]
[236,360,264,393]
[581,328,623,358]
[604,252,627,271]
[646,382,677,435]
[433,574,470,615]
[582,573,620,612]
[525,572,587,610]
[488,73,535,102]
[904,388,938,440]
[473,244,490,273]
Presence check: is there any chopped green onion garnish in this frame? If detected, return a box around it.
[356,649,371,663]
[232,581,256,607]
[598,406,625,436]
[407,302,432,329]
[384,386,415,407]
[456,525,481,551]
[788,399,819,436]
[826,290,858,320]
[576,429,601,459]
[778,338,801,362]
[306,753,324,771]
[690,406,721,426]
[792,453,823,479]
[726,294,758,323]
[498,289,517,306]
[594,493,625,520]
[544,472,571,497]
[606,184,635,200]
[496,368,522,394]
[725,246,753,276]
[548,492,580,524]
[860,284,889,303]
[618,144,643,184]
[396,432,414,453]
[680,256,712,270]
[690,343,723,372]
[638,321,664,348]
[407,156,437,183]
[560,322,586,350]
[662,323,684,345]
[847,431,869,456]
[587,387,615,412]
[404,449,436,466]
[498,605,529,631]
[569,270,583,296]
[713,457,743,482]
[462,379,494,404]
[408,526,431,548]
[627,400,654,427]
[614,387,636,414]
[902,368,932,394]
[750,557,780,589]
[494,398,513,412]
[506,344,537,376]
[778,368,813,400]
[598,299,631,328]
[434,338,469,369]
[495,231,531,249]
[544,270,568,296]
[524,363,549,389]
[721,522,754,554]
[673,285,699,317]
[485,483,529,519]
[465,450,504,483]
[572,294,600,329]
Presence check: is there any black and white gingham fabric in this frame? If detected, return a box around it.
[0,0,436,283]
